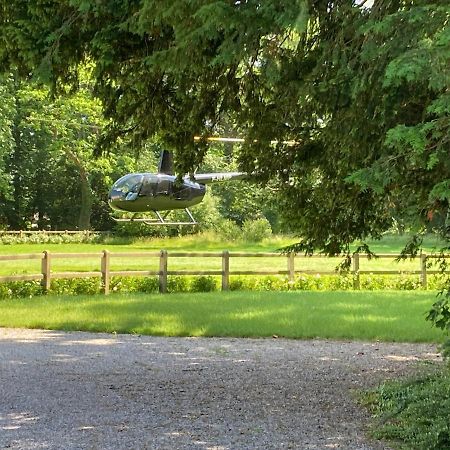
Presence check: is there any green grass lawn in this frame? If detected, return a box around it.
[0,290,443,343]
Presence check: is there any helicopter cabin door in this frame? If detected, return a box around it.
[155,176,172,195]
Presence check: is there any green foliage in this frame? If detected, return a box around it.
[426,252,450,359]
[0,74,128,231]
[241,217,272,242]
[0,0,448,246]
[50,277,101,296]
[227,274,443,293]
[199,148,281,229]
[2,0,450,348]
[190,275,218,293]
[167,276,190,293]
[3,0,447,247]
[212,219,243,241]
[113,221,165,238]
[427,295,450,359]
[1,272,445,301]
[136,276,159,294]
[365,371,450,450]
[0,232,108,245]
[210,218,273,242]
[0,280,43,298]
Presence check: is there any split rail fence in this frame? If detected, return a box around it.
[0,250,447,294]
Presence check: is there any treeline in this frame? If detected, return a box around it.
[0,74,282,233]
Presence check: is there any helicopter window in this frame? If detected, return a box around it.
[112,175,144,195]
[156,178,172,195]
[173,184,192,200]
[140,175,158,196]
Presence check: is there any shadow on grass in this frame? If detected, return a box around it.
[4,291,440,343]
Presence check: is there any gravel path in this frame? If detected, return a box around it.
[0,328,442,450]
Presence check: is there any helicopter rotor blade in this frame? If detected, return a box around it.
[193,136,299,146]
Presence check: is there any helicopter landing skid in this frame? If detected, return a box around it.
[113,208,198,226]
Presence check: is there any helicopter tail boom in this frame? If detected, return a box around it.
[189,172,247,184]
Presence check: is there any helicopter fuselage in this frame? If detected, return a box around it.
[108,173,206,213]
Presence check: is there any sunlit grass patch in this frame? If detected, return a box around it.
[0,291,443,343]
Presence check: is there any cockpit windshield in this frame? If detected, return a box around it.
[109,174,144,202]
[112,174,144,194]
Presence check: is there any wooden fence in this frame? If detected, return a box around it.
[0,250,447,294]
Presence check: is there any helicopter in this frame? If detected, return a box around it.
[108,149,246,225]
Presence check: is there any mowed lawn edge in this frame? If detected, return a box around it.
[0,291,443,343]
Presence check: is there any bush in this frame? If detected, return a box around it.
[213,219,242,241]
[167,275,190,293]
[190,276,219,292]
[0,280,43,298]
[365,370,450,450]
[108,276,138,293]
[241,218,272,242]
[360,275,390,291]
[254,275,286,291]
[136,276,159,293]
[0,232,108,245]
[0,272,445,300]
[50,278,101,295]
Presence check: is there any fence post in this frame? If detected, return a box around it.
[222,250,230,291]
[288,253,295,283]
[159,250,168,293]
[353,252,360,290]
[420,253,427,289]
[41,250,51,292]
[101,250,110,295]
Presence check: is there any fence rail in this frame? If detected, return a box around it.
[1,250,449,294]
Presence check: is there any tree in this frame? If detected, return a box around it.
[1,0,448,249]
[0,72,142,230]
[199,145,281,228]
[2,0,450,346]
[0,74,15,227]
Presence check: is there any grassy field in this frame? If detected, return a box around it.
[0,290,443,343]
[2,233,446,450]
[0,233,446,277]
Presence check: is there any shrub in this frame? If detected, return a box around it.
[213,219,242,241]
[291,275,317,291]
[0,272,443,300]
[229,277,246,291]
[0,283,11,299]
[50,278,101,295]
[253,275,287,291]
[167,275,190,293]
[360,275,390,291]
[0,232,108,245]
[136,276,159,293]
[395,275,422,290]
[108,276,138,293]
[0,280,43,298]
[241,218,272,242]
[365,371,450,450]
[190,276,219,292]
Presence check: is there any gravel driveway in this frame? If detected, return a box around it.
[0,328,441,450]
